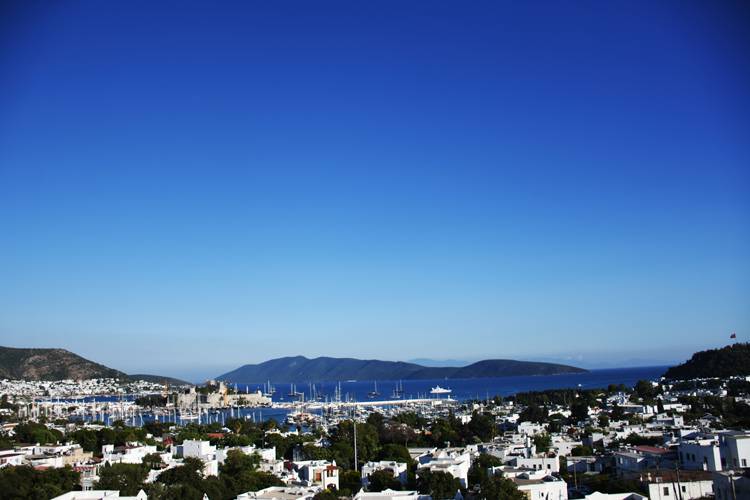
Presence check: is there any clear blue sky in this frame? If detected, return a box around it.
[1,1,748,380]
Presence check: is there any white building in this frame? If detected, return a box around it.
[102,443,158,465]
[0,449,25,467]
[51,491,147,500]
[719,431,750,470]
[179,440,216,460]
[551,437,582,457]
[583,493,646,500]
[236,486,322,500]
[653,414,684,427]
[418,449,471,488]
[517,422,546,436]
[647,479,714,500]
[295,460,340,490]
[361,461,408,487]
[614,452,648,474]
[565,456,605,474]
[679,437,722,471]
[713,471,750,500]
[512,456,560,474]
[678,431,750,472]
[512,474,568,500]
[353,489,432,500]
[174,440,219,476]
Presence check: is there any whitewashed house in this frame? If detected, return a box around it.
[417,449,472,488]
[294,460,339,490]
[361,461,408,487]
[647,479,714,500]
[512,473,568,500]
[512,456,560,474]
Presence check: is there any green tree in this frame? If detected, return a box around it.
[417,470,461,499]
[467,412,497,442]
[429,417,462,447]
[329,441,355,470]
[633,380,659,403]
[339,469,363,495]
[69,429,99,452]
[468,454,502,487]
[378,444,412,464]
[533,433,552,453]
[142,452,164,470]
[368,469,402,492]
[313,489,340,500]
[333,421,380,466]
[480,474,526,500]
[13,422,63,445]
[95,463,148,495]
[392,412,427,429]
[598,414,610,428]
[218,449,282,497]
[223,468,283,497]
[220,449,260,477]
[518,405,548,423]
[571,445,593,456]
[0,465,80,500]
[158,457,205,488]
[610,403,625,421]
[570,400,589,423]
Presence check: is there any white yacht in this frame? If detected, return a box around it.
[430,385,452,395]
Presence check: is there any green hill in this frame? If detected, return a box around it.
[0,346,190,384]
[663,343,750,379]
[218,355,586,383]
[0,346,126,381]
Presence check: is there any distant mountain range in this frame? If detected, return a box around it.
[217,355,587,383]
[0,346,190,384]
[663,343,750,380]
[407,358,471,367]
[127,373,193,386]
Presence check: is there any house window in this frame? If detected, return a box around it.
[742,459,747,467]
[663,487,670,495]
[547,464,551,469]
[682,486,686,492]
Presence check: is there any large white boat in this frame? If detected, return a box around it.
[430,385,452,395]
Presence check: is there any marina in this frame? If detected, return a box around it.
[3,365,667,429]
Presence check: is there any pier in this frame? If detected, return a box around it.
[273,397,455,409]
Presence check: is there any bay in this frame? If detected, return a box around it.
[239,365,668,403]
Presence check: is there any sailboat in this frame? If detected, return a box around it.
[391,380,404,399]
[287,383,304,400]
[263,380,275,397]
[367,381,380,398]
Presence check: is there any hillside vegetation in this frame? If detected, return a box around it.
[663,343,750,379]
[0,346,125,381]
[0,346,190,383]
[218,355,587,383]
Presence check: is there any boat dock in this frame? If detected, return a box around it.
[272,397,454,409]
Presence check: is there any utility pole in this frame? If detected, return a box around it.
[353,417,358,472]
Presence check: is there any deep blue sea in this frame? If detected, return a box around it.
[63,366,668,426]
[237,366,668,403]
